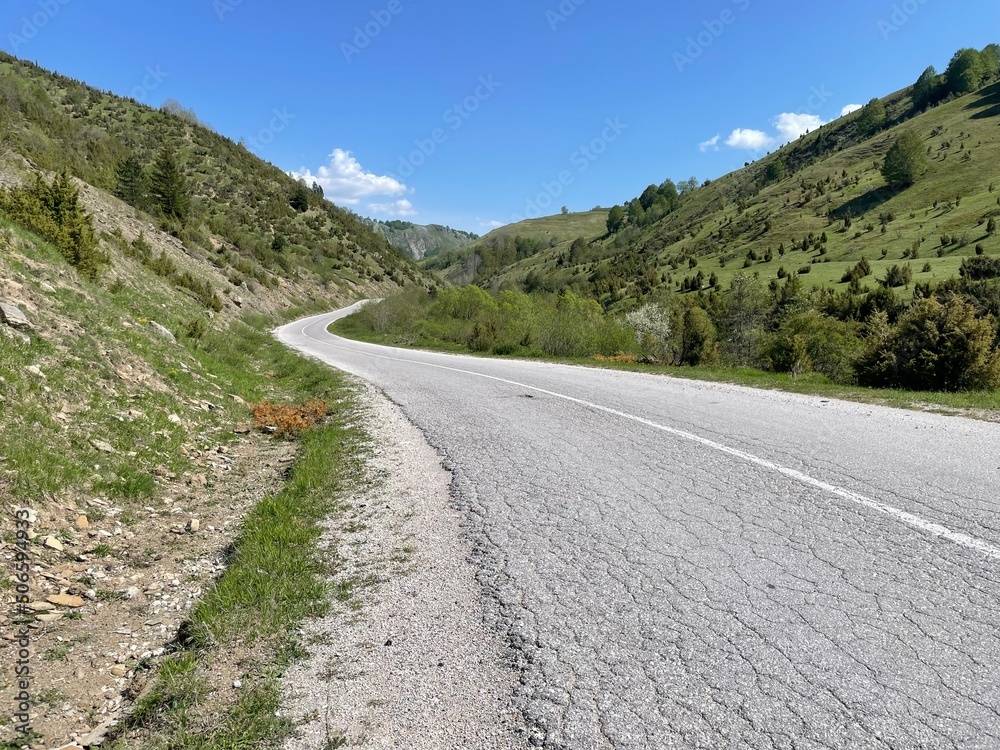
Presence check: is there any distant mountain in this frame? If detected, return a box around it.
[420,210,609,286]
[368,219,478,260]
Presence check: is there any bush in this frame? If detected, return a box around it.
[625,302,672,362]
[765,311,861,383]
[960,255,1000,281]
[0,172,106,278]
[880,264,912,288]
[858,296,1000,391]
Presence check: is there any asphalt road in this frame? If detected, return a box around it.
[277,305,1000,750]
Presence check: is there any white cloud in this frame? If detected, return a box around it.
[291,149,409,206]
[722,111,833,152]
[478,218,503,229]
[725,128,773,151]
[841,103,863,116]
[773,112,825,142]
[699,135,721,153]
[369,199,417,217]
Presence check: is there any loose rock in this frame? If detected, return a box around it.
[48,594,86,608]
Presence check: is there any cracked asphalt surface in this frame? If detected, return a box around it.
[277,305,1000,750]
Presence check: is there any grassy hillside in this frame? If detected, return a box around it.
[0,54,421,749]
[443,62,999,310]
[422,209,609,285]
[0,52,425,300]
[340,48,1000,396]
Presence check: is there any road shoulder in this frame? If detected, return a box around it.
[281,380,527,749]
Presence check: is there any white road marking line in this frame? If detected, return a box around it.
[279,313,1000,562]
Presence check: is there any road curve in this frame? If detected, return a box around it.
[277,305,1000,750]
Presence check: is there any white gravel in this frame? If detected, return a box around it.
[281,381,527,750]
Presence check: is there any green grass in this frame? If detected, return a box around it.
[110,338,364,749]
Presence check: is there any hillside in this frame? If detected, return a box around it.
[443,52,1000,310]
[0,52,425,304]
[0,54,421,749]
[422,209,609,285]
[341,47,1000,394]
[366,219,478,260]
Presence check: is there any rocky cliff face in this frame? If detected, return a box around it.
[369,221,477,260]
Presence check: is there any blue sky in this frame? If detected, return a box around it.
[3,0,998,233]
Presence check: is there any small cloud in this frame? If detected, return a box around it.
[725,128,773,151]
[476,218,504,230]
[291,149,408,206]
[699,135,721,153]
[773,112,825,142]
[369,199,417,217]
[841,103,863,116]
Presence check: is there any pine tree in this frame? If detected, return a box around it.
[290,180,311,212]
[150,146,191,222]
[113,155,147,208]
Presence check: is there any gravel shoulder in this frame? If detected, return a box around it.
[281,381,528,750]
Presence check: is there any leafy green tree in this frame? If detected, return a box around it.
[626,199,645,226]
[679,306,719,366]
[765,310,861,383]
[946,48,987,95]
[310,181,324,198]
[113,155,147,208]
[723,272,768,364]
[606,205,625,234]
[881,130,928,188]
[149,146,191,222]
[879,263,913,288]
[912,66,941,109]
[983,43,1000,80]
[857,98,887,134]
[677,177,699,195]
[639,185,660,211]
[764,158,786,184]
[657,179,680,211]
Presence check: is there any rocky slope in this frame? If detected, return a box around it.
[368,220,477,260]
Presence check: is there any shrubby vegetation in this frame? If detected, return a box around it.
[343,268,1000,392]
[0,172,106,279]
[0,51,420,292]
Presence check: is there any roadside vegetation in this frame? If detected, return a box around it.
[110,326,363,750]
[336,275,1000,410]
[0,49,415,749]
